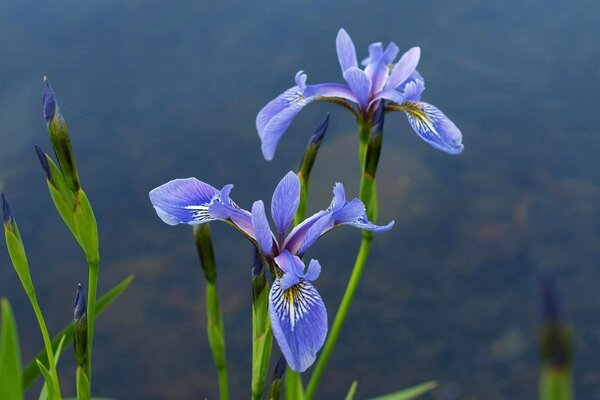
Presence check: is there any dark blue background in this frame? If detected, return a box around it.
[1,1,599,398]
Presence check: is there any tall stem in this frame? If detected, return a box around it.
[29,293,62,398]
[305,120,376,400]
[193,224,229,400]
[86,261,99,392]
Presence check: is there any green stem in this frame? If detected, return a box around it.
[29,293,62,398]
[295,173,309,226]
[86,262,99,393]
[194,224,230,400]
[305,120,376,400]
[305,235,372,400]
[206,281,229,400]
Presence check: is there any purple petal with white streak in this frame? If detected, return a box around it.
[269,278,327,372]
[405,102,464,155]
[149,178,220,225]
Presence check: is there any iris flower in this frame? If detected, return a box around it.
[256,28,464,160]
[149,171,393,371]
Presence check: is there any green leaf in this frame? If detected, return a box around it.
[39,336,66,400]
[23,274,135,389]
[72,189,99,265]
[64,398,115,400]
[0,299,23,400]
[344,381,358,400]
[368,381,437,400]
[77,367,91,400]
[36,360,57,400]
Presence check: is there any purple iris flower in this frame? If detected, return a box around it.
[149,171,393,371]
[257,28,464,160]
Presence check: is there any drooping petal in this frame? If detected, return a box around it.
[336,28,357,74]
[269,278,327,372]
[385,47,421,90]
[271,171,300,242]
[251,200,275,255]
[339,214,395,233]
[404,102,464,155]
[343,67,372,110]
[257,72,316,161]
[149,178,220,225]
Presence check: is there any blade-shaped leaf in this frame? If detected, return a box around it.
[36,360,57,400]
[344,381,358,400]
[23,274,134,388]
[0,299,23,400]
[39,336,66,400]
[367,381,437,400]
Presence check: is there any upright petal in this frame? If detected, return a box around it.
[365,42,400,94]
[269,279,327,372]
[343,67,372,111]
[251,200,275,255]
[404,102,464,155]
[271,172,300,242]
[336,28,357,74]
[385,47,421,90]
[149,178,220,225]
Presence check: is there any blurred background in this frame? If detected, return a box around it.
[1,1,599,399]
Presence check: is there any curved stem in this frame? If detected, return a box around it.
[29,293,62,398]
[304,235,372,400]
[305,121,377,400]
[86,261,99,393]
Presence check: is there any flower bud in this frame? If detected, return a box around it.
[2,194,35,295]
[43,77,80,191]
[298,113,330,181]
[73,284,88,368]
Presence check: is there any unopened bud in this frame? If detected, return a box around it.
[73,284,88,368]
[43,77,80,191]
[298,113,330,180]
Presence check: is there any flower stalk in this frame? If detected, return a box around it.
[41,78,100,397]
[251,249,273,400]
[306,113,382,399]
[2,194,62,399]
[193,224,229,400]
